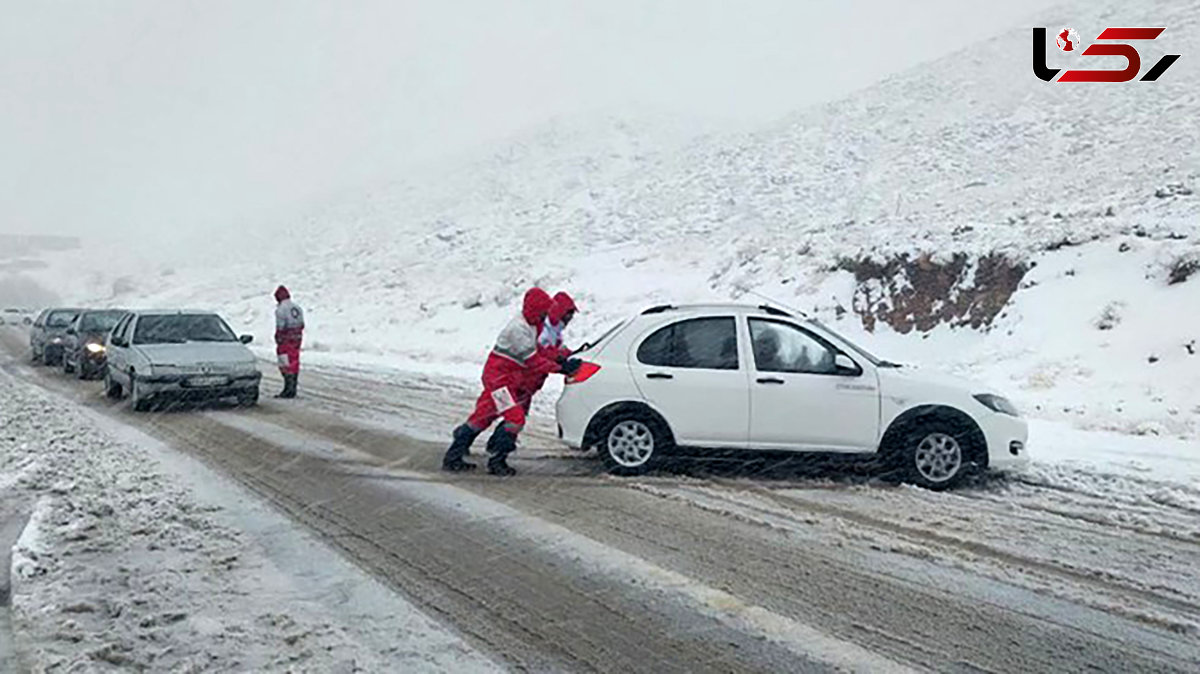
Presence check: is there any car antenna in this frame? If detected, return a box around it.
[743,289,810,319]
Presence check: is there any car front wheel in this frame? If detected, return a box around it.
[104,369,124,399]
[129,377,150,412]
[892,420,977,490]
[597,411,672,476]
[237,388,259,407]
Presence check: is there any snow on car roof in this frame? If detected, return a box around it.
[135,309,221,316]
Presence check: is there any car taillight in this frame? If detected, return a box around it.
[567,362,601,384]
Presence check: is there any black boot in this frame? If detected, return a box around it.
[275,374,297,399]
[486,426,518,476]
[442,424,480,472]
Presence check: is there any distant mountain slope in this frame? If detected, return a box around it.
[26,0,1200,440]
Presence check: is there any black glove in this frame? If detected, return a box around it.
[560,358,583,377]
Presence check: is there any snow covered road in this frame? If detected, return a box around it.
[2,327,1199,672]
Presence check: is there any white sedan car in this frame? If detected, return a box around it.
[103,310,262,411]
[556,304,1028,489]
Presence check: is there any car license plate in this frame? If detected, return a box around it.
[187,375,229,387]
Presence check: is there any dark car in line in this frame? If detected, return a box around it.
[30,307,83,365]
[62,309,129,379]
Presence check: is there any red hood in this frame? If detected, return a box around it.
[549,292,576,323]
[274,285,290,302]
[521,288,552,325]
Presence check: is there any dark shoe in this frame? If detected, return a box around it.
[486,426,518,476]
[452,423,479,458]
[443,424,481,470]
[442,458,477,472]
[487,454,516,476]
[276,373,297,398]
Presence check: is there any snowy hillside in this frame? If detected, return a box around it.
[17,0,1200,446]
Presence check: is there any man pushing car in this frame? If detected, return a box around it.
[442,287,580,476]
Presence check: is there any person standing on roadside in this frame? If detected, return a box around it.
[273,285,304,398]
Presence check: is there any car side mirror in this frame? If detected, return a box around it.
[239,334,253,344]
[834,353,860,375]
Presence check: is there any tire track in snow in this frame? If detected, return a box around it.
[691,481,1200,635]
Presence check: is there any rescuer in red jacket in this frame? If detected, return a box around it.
[519,291,578,412]
[443,288,580,475]
[273,285,304,398]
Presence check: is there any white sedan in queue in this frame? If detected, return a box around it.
[103,310,262,411]
[555,303,1028,489]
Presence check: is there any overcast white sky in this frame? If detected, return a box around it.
[0,1,1047,239]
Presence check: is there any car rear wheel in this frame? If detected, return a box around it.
[597,411,672,476]
[104,369,123,399]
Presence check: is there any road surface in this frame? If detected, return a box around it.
[3,328,1199,673]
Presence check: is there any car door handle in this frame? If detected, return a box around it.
[756,377,785,385]
[645,372,674,380]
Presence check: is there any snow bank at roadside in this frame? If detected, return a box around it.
[0,368,499,673]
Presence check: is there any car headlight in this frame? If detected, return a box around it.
[974,393,1020,417]
[51,336,63,344]
[85,342,106,354]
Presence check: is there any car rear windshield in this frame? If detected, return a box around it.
[133,314,237,345]
[575,319,628,354]
[46,310,79,328]
[79,311,126,333]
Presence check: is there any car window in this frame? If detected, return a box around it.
[79,311,126,333]
[133,314,237,345]
[749,319,841,375]
[34,311,46,327]
[636,317,739,370]
[46,310,78,328]
[111,315,131,343]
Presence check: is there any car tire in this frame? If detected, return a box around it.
[42,350,56,366]
[31,348,40,364]
[76,361,90,380]
[237,389,259,407]
[129,376,150,412]
[104,369,124,399]
[891,417,977,490]
[596,409,673,476]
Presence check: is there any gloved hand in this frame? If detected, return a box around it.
[560,358,583,377]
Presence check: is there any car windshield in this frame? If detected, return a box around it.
[79,310,126,333]
[133,314,238,344]
[46,310,79,328]
[807,319,899,367]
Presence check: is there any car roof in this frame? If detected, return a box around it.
[131,309,220,317]
[638,302,806,319]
